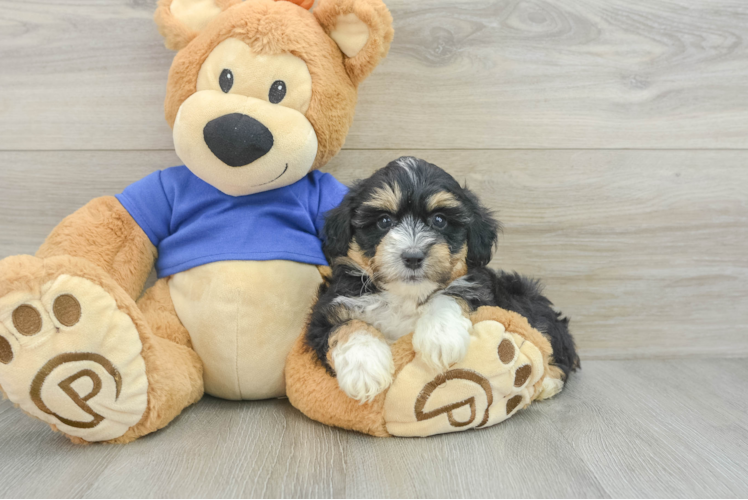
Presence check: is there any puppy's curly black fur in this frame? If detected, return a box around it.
[444,268,579,378]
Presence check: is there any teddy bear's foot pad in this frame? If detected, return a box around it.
[0,261,148,442]
[384,320,544,437]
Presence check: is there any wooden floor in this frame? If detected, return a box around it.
[1,0,747,497]
[1,360,747,498]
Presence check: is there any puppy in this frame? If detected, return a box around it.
[306,157,579,402]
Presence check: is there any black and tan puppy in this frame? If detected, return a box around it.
[306,157,579,402]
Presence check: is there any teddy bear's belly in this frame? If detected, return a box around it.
[168,260,322,400]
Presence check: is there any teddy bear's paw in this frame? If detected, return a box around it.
[384,320,545,437]
[332,331,394,403]
[0,258,148,442]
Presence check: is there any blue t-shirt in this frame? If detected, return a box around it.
[115,166,348,278]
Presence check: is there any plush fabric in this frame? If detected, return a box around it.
[329,13,370,58]
[169,260,322,399]
[0,265,149,442]
[36,196,157,301]
[173,90,320,196]
[286,308,555,437]
[314,0,394,86]
[171,0,224,33]
[137,278,193,348]
[0,255,204,444]
[159,0,393,170]
[383,321,544,437]
[175,37,320,196]
[155,0,243,51]
[116,167,348,277]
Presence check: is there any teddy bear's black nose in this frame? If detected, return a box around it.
[203,113,274,167]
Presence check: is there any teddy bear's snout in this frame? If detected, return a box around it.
[203,113,274,168]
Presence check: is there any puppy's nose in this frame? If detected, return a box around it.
[203,113,274,167]
[402,250,425,270]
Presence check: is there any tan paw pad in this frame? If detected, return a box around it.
[0,275,148,442]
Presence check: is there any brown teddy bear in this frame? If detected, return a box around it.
[0,0,393,444]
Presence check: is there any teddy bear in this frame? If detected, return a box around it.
[0,0,393,444]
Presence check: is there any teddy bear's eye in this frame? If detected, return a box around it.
[219,69,234,93]
[269,80,286,104]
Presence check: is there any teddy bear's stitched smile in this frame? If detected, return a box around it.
[253,164,289,187]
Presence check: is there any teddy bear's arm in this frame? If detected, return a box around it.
[36,196,157,301]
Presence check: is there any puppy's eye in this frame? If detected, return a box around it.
[431,214,447,229]
[219,69,234,93]
[377,215,393,231]
[269,80,287,104]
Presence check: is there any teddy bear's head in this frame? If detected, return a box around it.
[154,0,393,196]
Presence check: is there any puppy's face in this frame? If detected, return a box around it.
[325,157,500,297]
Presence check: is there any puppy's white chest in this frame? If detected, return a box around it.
[343,292,421,343]
[376,294,422,342]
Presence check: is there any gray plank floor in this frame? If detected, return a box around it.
[1,360,747,498]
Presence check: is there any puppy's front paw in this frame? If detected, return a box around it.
[331,331,394,403]
[413,296,472,370]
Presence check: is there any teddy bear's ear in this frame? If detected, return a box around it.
[154,0,242,51]
[314,0,394,86]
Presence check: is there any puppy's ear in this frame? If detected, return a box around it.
[323,194,355,262]
[314,0,394,86]
[463,188,501,268]
[154,0,241,51]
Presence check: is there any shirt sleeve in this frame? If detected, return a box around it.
[313,172,349,240]
[114,170,173,247]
